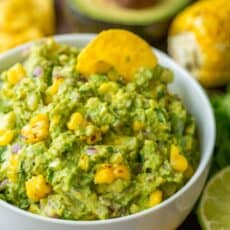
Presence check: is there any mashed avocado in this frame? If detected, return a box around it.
[0,39,199,220]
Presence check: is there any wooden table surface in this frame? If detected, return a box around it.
[54,1,202,229]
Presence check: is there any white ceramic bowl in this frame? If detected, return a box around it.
[0,34,215,230]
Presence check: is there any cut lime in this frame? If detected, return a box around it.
[197,167,230,230]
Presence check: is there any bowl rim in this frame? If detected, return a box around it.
[0,34,216,226]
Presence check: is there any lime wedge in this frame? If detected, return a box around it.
[198,167,230,230]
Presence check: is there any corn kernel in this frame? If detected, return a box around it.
[0,130,14,146]
[113,164,130,180]
[98,82,118,94]
[7,154,19,182]
[132,120,144,132]
[21,114,49,143]
[30,114,49,125]
[94,165,115,184]
[25,175,51,202]
[149,190,163,207]
[78,154,89,171]
[46,78,64,96]
[170,144,188,172]
[67,112,86,131]
[7,63,26,85]
[86,131,101,144]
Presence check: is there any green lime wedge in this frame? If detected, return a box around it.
[197,167,230,230]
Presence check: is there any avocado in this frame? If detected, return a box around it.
[65,0,191,42]
[70,0,190,25]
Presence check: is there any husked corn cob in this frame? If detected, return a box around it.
[168,0,230,87]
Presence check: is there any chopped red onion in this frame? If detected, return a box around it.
[33,66,43,77]
[12,143,21,153]
[86,147,97,155]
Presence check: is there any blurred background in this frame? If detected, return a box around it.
[0,0,195,53]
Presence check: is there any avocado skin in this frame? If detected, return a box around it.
[64,1,179,43]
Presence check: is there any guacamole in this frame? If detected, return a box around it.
[0,39,199,220]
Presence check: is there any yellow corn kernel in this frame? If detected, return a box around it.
[25,175,51,202]
[21,114,49,143]
[86,131,101,145]
[67,112,86,131]
[149,190,163,207]
[94,165,115,184]
[7,63,26,85]
[0,130,14,146]
[113,164,130,180]
[98,82,118,94]
[46,78,64,96]
[170,144,188,172]
[132,120,144,132]
[30,114,49,125]
[7,154,19,182]
[78,154,89,171]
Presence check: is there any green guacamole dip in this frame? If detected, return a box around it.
[0,39,199,220]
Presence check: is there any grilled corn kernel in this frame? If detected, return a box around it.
[149,190,163,207]
[21,114,49,143]
[0,130,14,146]
[113,164,130,180]
[7,154,19,182]
[78,154,89,171]
[86,131,101,145]
[46,78,64,96]
[30,114,48,125]
[7,63,26,85]
[94,165,115,184]
[67,112,86,131]
[25,175,51,202]
[132,120,144,132]
[170,144,188,172]
[98,82,118,94]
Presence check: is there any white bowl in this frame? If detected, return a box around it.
[0,34,215,230]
